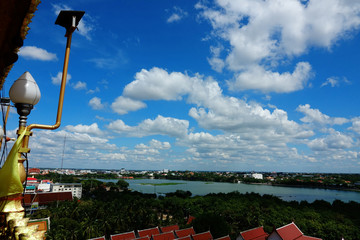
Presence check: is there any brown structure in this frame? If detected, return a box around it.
[0,0,41,88]
[23,192,73,207]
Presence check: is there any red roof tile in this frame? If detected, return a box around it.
[111,231,136,240]
[136,237,150,240]
[153,232,176,240]
[88,237,105,240]
[138,227,160,237]
[186,215,196,225]
[160,225,179,233]
[268,222,322,240]
[177,236,192,240]
[275,222,303,240]
[240,226,269,240]
[214,236,231,240]
[192,231,213,240]
[175,227,196,238]
[297,236,322,240]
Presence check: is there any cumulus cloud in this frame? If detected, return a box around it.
[208,46,225,72]
[197,0,360,93]
[308,129,353,151]
[123,67,192,101]
[19,46,57,61]
[297,104,348,125]
[108,115,189,138]
[65,123,103,136]
[111,96,146,115]
[228,62,312,93]
[89,97,105,110]
[73,81,87,90]
[349,117,360,134]
[321,76,350,87]
[51,72,71,85]
[167,6,188,23]
[20,129,119,169]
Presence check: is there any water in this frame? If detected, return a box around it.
[101,178,360,203]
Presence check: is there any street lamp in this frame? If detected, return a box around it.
[0,10,84,240]
[9,71,41,128]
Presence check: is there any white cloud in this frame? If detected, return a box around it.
[65,123,103,136]
[228,62,312,93]
[167,6,188,23]
[22,129,119,169]
[89,97,105,110]
[308,129,353,151]
[297,104,348,125]
[108,115,189,138]
[51,72,71,85]
[349,117,360,134]
[321,76,350,87]
[73,81,87,90]
[111,96,146,115]
[197,0,360,93]
[19,46,57,61]
[123,67,192,101]
[208,46,225,72]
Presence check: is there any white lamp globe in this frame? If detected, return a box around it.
[9,71,41,105]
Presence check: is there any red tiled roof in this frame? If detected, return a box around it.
[192,231,213,240]
[153,232,176,240]
[214,236,231,240]
[27,177,37,181]
[268,222,322,240]
[276,222,303,240]
[111,231,136,240]
[240,226,269,240]
[177,236,192,240]
[29,168,40,173]
[88,237,105,240]
[187,215,196,225]
[136,237,150,240]
[160,225,179,233]
[175,227,195,238]
[138,227,160,237]
[297,236,322,240]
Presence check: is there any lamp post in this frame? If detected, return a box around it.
[0,10,84,240]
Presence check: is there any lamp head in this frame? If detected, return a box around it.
[55,10,85,35]
[9,71,41,117]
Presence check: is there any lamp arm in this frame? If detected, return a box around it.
[27,33,73,132]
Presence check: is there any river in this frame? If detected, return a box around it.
[101,178,360,203]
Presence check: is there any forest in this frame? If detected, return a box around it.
[30,179,360,240]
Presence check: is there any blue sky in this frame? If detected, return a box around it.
[4,0,360,172]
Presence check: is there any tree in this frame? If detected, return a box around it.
[116,179,129,190]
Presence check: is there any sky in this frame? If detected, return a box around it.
[3,0,360,173]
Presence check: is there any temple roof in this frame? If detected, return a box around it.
[0,0,40,89]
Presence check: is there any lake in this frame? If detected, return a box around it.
[101,178,360,203]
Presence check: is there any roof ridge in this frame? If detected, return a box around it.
[240,226,265,234]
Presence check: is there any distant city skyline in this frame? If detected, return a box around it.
[4,0,360,173]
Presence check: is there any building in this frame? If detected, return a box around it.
[267,222,321,240]
[251,173,263,180]
[237,226,268,240]
[52,183,82,199]
[29,168,40,175]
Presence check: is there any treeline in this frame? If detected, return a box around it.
[30,180,360,240]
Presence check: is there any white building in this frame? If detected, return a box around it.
[251,173,263,180]
[52,183,82,199]
[38,183,51,192]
